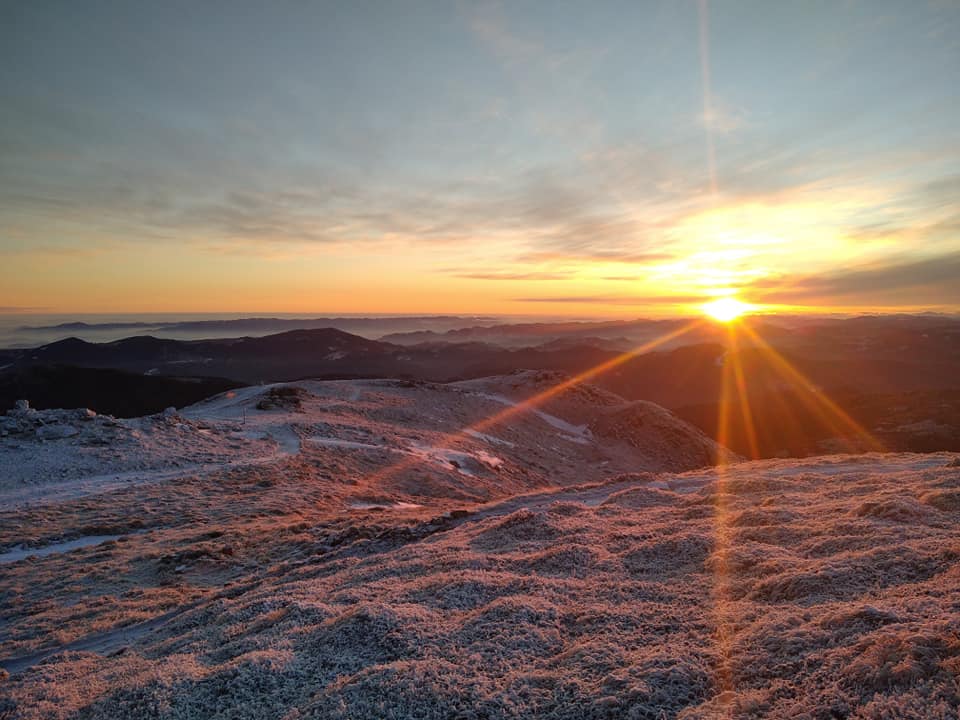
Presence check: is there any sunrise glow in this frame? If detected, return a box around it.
[3,5,960,718]
[703,297,749,322]
[1,3,958,317]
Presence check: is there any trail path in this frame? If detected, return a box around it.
[2,432,298,510]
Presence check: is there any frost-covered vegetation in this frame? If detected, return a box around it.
[1,380,958,718]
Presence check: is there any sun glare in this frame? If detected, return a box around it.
[703,297,749,322]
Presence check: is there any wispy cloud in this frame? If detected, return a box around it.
[746,251,960,306]
[2,2,958,312]
[698,96,749,135]
[451,270,572,281]
[514,294,706,305]
[517,249,674,265]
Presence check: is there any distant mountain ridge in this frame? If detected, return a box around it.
[15,315,498,339]
[3,315,960,458]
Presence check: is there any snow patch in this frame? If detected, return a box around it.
[473,393,593,442]
[406,442,503,476]
[308,437,398,452]
[464,429,516,447]
[0,535,124,564]
[307,436,503,476]
[231,430,268,441]
[349,501,422,510]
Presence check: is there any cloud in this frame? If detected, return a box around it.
[517,249,674,265]
[3,49,956,294]
[514,294,706,305]
[466,2,606,84]
[699,97,748,134]
[3,146,675,257]
[468,3,545,69]
[844,213,960,247]
[915,174,960,211]
[0,241,105,258]
[451,271,572,281]
[747,251,960,306]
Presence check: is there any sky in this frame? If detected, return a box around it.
[1,0,958,317]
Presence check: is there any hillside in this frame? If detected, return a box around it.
[4,317,960,458]
[0,375,730,505]
[0,376,957,717]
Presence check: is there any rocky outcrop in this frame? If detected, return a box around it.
[2,399,103,440]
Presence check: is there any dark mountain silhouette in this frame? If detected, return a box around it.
[17,315,496,339]
[0,365,241,417]
[3,315,959,456]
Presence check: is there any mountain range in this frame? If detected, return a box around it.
[2,314,959,458]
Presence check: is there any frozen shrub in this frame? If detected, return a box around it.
[321,659,488,720]
[305,603,427,669]
[520,544,597,578]
[921,490,960,511]
[471,510,562,552]
[854,497,928,522]
[719,476,793,494]
[704,542,795,578]
[407,574,522,611]
[601,486,678,509]
[819,605,902,631]
[846,631,960,693]
[256,386,309,411]
[731,508,801,528]
[457,596,563,659]
[545,500,589,516]
[623,534,713,577]
[749,568,837,602]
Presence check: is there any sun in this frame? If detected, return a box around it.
[703,297,749,322]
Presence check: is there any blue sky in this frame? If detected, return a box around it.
[1,0,958,314]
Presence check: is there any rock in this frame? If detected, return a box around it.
[76,408,97,420]
[36,424,80,440]
[10,399,37,419]
[163,406,178,418]
[0,417,21,434]
[256,386,307,411]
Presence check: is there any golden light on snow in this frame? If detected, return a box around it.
[703,297,749,322]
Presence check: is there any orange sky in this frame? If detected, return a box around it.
[2,2,958,317]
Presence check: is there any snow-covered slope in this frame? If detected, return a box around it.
[0,375,730,509]
[1,378,958,719]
